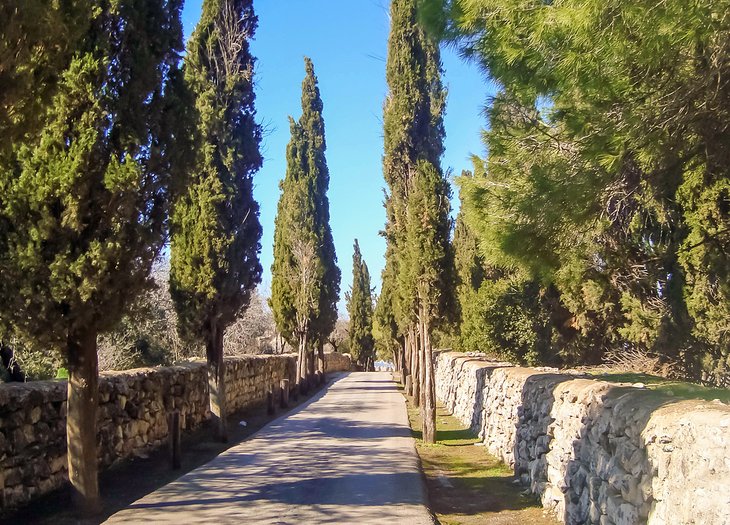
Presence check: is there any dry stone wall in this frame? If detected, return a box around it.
[435,352,730,525]
[0,354,296,509]
[323,352,353,373]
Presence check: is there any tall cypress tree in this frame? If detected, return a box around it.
[0,0,184,509]
[170,0,262,442]
[271,58,339,393]
[374,239,403,379]
[347,240,375,370]
[382,0,452,443]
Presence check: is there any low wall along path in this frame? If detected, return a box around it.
[0,352,352,509]
[434,352,730,525]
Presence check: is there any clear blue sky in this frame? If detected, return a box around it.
[181,1,490,313]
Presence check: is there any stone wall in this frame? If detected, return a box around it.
[0,354,296,510]
[435,352,730,525]
[323,351,353,373]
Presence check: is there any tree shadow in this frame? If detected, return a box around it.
[1,372,353,524]
[512,372,681,524]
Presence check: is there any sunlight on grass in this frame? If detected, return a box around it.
[588,371,730,403]
[403,389,557,525]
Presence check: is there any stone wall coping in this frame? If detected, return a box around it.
[440,351,730,416]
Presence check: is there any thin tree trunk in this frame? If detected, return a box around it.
[206,322,227,442]
[411,324,420,408]
[404,336,413,395]
[317,341,326,384]
[298,332,308,394]
[400,345,407,385]
[307,348,315,387]
[67,328,100,513]
[419,315,425,408]
[422,312,436,444]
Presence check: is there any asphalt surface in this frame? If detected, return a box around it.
[104,372,433,524]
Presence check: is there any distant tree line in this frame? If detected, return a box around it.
[347,240,375,371]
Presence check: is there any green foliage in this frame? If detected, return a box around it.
[460,278,551,366]
[422,0,730,382]
[347,240,375,368]
[170,0,262,347]
[381,0,454,346]
[0,1,93,154]
[0,0,185,351]
[9,341,64,380]
[451,195,554,365]
[405,160,455,325]
[270,58,340,347]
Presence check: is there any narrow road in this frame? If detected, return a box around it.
[105,372,433,524]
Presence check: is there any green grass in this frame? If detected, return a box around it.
[588,371,730,403]
[404,394,558,525]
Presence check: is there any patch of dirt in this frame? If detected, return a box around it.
[402,387,558,525]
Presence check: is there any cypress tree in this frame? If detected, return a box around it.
[0,0,184,509]
[170,0,262,442]
[347,240,375,371]
[374,240,404,380]
[0,1,91,153]
[382,0,452,443]
[271,58,340,393]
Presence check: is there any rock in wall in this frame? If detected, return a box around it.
[0,354,296,509]
[435,352,730,525]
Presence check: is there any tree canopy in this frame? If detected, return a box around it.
[379,0,453,443]
[170,0,263,440]
[0,0,185,507]
[421,0,730,384]
[271,57,340,390]
[347,240,375,370]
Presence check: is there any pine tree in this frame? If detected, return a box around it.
[170,0,262,442]
[451,175,486,349]
[423,0,730,378]
[0,0,184,509]
[271,58,340,394]
[382,0,452,443]
[347,240,375,371]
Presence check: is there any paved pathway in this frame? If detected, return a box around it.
[105,372,433,524]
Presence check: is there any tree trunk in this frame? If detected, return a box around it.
[400,345,407,385]
[298,332,308,394]
[206,323,227,442]
[411,324,420,408]
[67,328,101,513]
[422,313,437,444]
[404,336,413,396]
[307,348,315,388]
[419,316,426,408]
[317,341,326,384]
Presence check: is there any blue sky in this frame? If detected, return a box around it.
[181,1,490,312]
